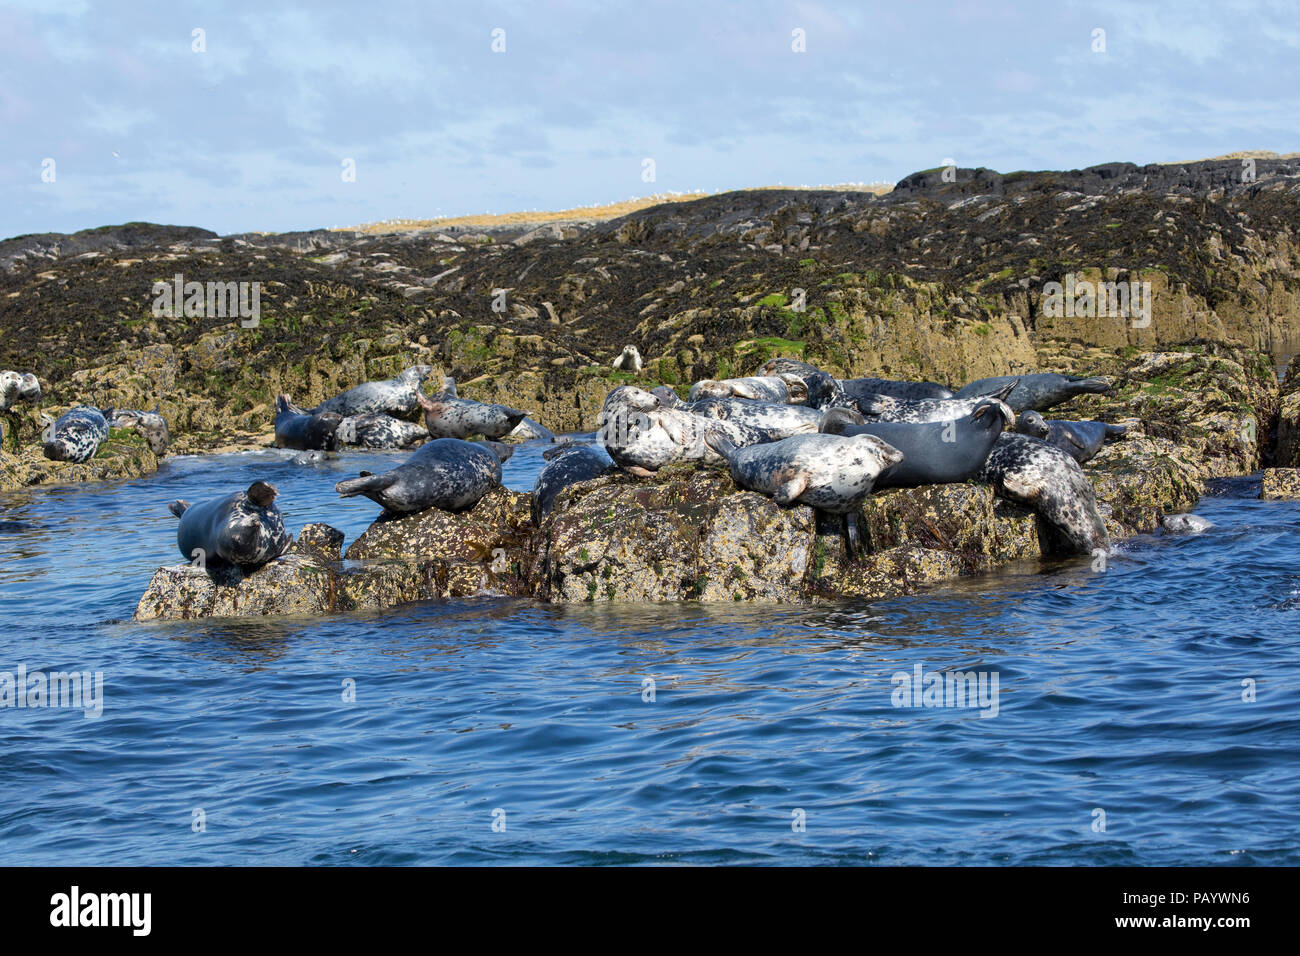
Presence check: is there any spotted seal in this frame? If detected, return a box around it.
[0,371,41,411]
[532,443,616,523]
[759,358,844,408]
[978,433,1110,555]
[274,395,343,451]
[685,396,821,439]
[598,385,777,476]
[1015,411,1127,464]
[41,406,109,463]
[168,481,290,567]
[312,364,434,417]
[334,438,512,514]
[688,374,809,405]
[820,397,1013,489]
[416,390,529,440]
[336,412,428,449]
[101,406,170,456]
[856,381,1017,423]
[952,373,1112,412]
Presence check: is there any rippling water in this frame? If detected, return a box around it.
[1,447,1297,865]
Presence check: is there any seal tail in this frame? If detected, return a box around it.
[819,407,865,434]
[335,472,398,498]
[168,499,191,518]
[990,379,1020,403]
[1103,423,1128,440]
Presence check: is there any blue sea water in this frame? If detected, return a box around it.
[0,446,1297,865]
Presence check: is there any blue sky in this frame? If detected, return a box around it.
[2,0,1297,237]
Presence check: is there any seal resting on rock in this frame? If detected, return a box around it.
[838,375,953,402]
[612,345,643,373]
[334,438,512,514]
[416,389,529,440]
[685,396,821,439]
[952,373,1112,412]
[312,364,434,417]
[532,443,616,523]
[101,406,170,456]
[0,371,41,411]
[168,480,291,567]
[819,397,1013,489]
[689,374,809,405]
[41,406,109,463]
[598,385,778,476]
[856,381,1017,423]
[759,358,844,408]
[1015,411,1127,465]
[336,412,427,449]
[274,395,343,451]
[704,428,903,553]
[978,433,1110,555]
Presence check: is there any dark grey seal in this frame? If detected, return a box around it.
[101,406,169,456]
[532,443,616,523]
[1015,411,1127,464]
[838,376,953,402]
[168,480,290,567]
[417,389,529,440]
[312,364,434,417]
[274,395,343,451]
[857,381,1017,423]
[952,373,1112,412]
[337,412,427,449]
[820,397,1013,489]
[41,406,109,463]
[335,438,512,514]
[978,433,1110,555]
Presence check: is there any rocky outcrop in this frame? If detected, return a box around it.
[1,416,158,491]
[1260,467,1300,500]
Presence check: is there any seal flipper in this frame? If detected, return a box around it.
[844,511,863,557]
[774,475,808,506]
[819,407,866,434]
[1065,431,1087,450]
[168,499,191,519]
[335,472,398,498]
[1103,423,1128,440]
[990,379,1020,403]
[1001,474,1042,502]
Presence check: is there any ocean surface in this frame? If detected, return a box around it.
[0,443,1297,866]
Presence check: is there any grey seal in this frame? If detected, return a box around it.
[508,417,557,442]
[978,433,1110,555]
[416,389,529,440]
[856,381,1017,423]
[168,480,290,567]
[689,374,809,405]
[334,438,512,514]
[532,443,616,523]
[952,373,1112,412]
[312,364,434,417]
[598,385,777,476]
[838,376,953,402]
[274,395,343,451]
[820,397,1013,489]
[612,345,643,373]
[0,371,41,411]
[684,396,821,439]
[41,406,109,463]
[1162,514,1213,534]
[1015,411,1127,464]
[101,406,170,456]
[759,358,844,408]
[336,412,427,449]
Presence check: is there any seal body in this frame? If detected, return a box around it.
[1162,514,1212,534]
[1015,411,1127,465]
[0,371,41,411]
[598,386,775,474]
[838,376,953,402]
[855,381,1017,424]
[337,412,427,449]
[978,433,1109,555]
[689,374,809,405]
[685,397,821,439]
[334,438,511,514]
[820,399,1013,489]
[760,358,844,408]
[532,443,615,523]
[313,365,434,417]
[41,406,109,463]
[274,395,343,451]
[101,407,170,456]
[952,373,1111,412]
[704,430,903,512]
[417,390,529,440]
[168,481,290,566]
